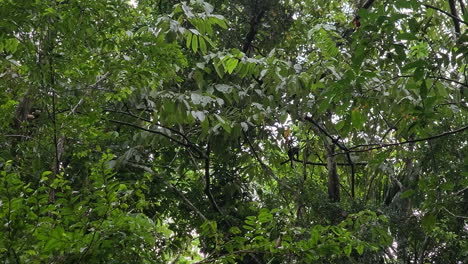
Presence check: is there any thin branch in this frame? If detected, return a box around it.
[389,171,404,191]
[204,141,223,215]
[108,119,207,159]
[303,116,348,152]
[281,158,367,167]
[4,134,33,139]
[194,250,264,264]
[69,72,111,115]
[428,75,468,88]
[458,0,466,16]
[383,74,468,88]
[343,125,468,154]
[242,131,295,192]
[423,4,468,26]
[442,207,468,219]
[450,186,468,196]
[104,108,194,146]
[346,151,356,198]
[126,162,208,221]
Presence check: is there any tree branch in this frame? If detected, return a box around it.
[204,141,223,215]
[242,131,295,192]
[105,108,195,148]
[342,125,468,154]
[458,0,466,16]
[69,72,111,116]
[108,119,207,159]
[448,0,461,36]
[423,4,468,26]
[281,158,367,167]
[126,162,208,221]
[303,116,348,152]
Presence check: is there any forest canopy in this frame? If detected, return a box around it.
[0,0,467,263]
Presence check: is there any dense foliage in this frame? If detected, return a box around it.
[0,0,467,263]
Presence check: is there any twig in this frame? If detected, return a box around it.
[458,0,466,16]
[450,187,468,196]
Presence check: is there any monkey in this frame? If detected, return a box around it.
[287,146,299,168]
[282,127,300,168]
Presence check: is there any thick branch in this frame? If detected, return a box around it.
[362,0,376,9]
[448,0,461,36]
[242,10,265,54]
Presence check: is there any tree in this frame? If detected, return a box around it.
[0,0,466,263]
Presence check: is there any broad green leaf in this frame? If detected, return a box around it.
[186,32,193,49]
[356,244,364,255]
[344,244,352,257]
[191,35,198,53]
[351,109,364,129]
[422,213,437,231]
[199,36,207,54]
[400,189,415,199]
[225,58,239,74]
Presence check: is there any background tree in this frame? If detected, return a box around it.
[0,0,466,263]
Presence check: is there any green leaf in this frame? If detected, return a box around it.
[213,60,224,78]
[258,210,273,223]
[229,226,241,234]
[209,16,228,29]
[4,38,19,53]
[225,58,239,74]
[215,114,231,133]
[191,35,198,53]
[351,109,364,129]
[400,189,415,199]
[356,244,364,255]
[422,213,437,231]
[344,244,352,257]
[199,36,207,54]
[186,32,193,49]
[191,110,206,122]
